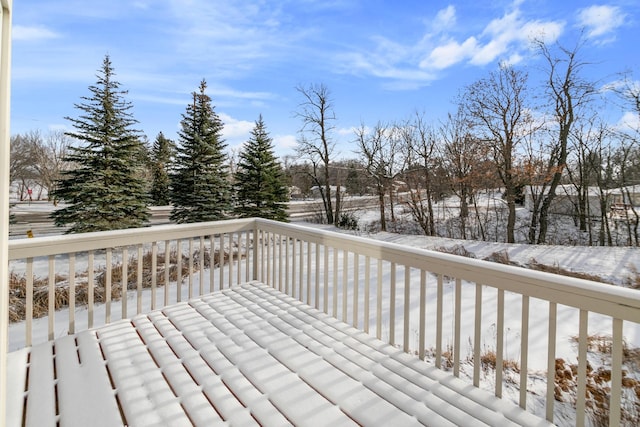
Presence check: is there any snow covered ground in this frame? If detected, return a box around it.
[312,212,640,426]
[7,198,640,425]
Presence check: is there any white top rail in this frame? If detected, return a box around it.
[8,218,255,260]
[255,218,640,322]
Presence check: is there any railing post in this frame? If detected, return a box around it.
[252,219,259,281]
[0,1,12,424]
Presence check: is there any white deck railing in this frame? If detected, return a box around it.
[6,218,640,426]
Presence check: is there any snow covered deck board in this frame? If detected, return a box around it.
[7,282,552,427]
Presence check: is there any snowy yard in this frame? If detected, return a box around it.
[7,204,640,425]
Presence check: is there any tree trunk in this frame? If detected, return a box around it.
[377,183,386,231]
[472,193,486,241]
[426,188,435,236]
[504,183,517,243]
[578,186,587,232]
[324,180,333,225]
[459,185,468,240]
[527,187,543,244]
[334,184,341,224]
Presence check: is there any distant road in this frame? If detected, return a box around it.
[9,203,174,238]
[9,196,379,239]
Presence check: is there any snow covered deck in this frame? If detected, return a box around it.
[7,282,550,427]
[5,218,640,426]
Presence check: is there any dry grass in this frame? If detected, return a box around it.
[478,349,520,373]
[529,259,607,283]
[473,337,640,425]
[554,357,640,426]
[432,244,639,291]
[625,265,640,290]
[9,247,240,323]
[441,344,454,369]
[9,272,127,323]
[569,334,640,369]
[436,245,636,289]
[482,250,517,266]
[436,244,476,259]
[555,335,640,425]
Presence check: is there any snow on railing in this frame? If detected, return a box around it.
[6,218,640,425]
[253,218,640,426]
[8,219,255,347]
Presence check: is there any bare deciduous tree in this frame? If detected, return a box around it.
[10,130,71,202]
[10,131,40,200]
[565,117,615,245]
[295,83,337,224]
[440,109,488,239]
[400,114,440,236]
[356,123,391,231]
[612,73,640,245]
[462,64,532,243]
[613,140,640,245]
[31,130,71,203]
[533,39,596,244]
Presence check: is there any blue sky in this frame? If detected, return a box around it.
[10,0,640,158]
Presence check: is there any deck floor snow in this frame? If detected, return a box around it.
[6,282,552,427]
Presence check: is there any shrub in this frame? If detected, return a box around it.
[337,212,359,230]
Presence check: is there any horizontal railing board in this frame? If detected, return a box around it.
[255,219,640,321]
[8,219,255,260]
[10,218,638,322]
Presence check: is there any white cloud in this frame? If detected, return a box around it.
[337,51,437,86]
[337,126,359,137]
[13,25,61,42]
[617,111,640,132]
[219,113,254,140]
[209,87,274,102]
[343,2,565,86]
[335,4,461,88]
[577,5,626,39]
[132,1,151,9]
[469,9,564,66]
[129,93,187,106]
[423,37,478,69]
[520,20,564,44]
[274,134,298,150]
[502,53,524,66]
[433,5,456,32]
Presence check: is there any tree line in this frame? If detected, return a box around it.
[10,37,640,246]
[287,38,640,246]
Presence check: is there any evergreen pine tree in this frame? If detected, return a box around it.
[51,55,150,233]
[234,115,289,221]
[346,163,363,196]
[170,79,231,223]
[149,132,174,206]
